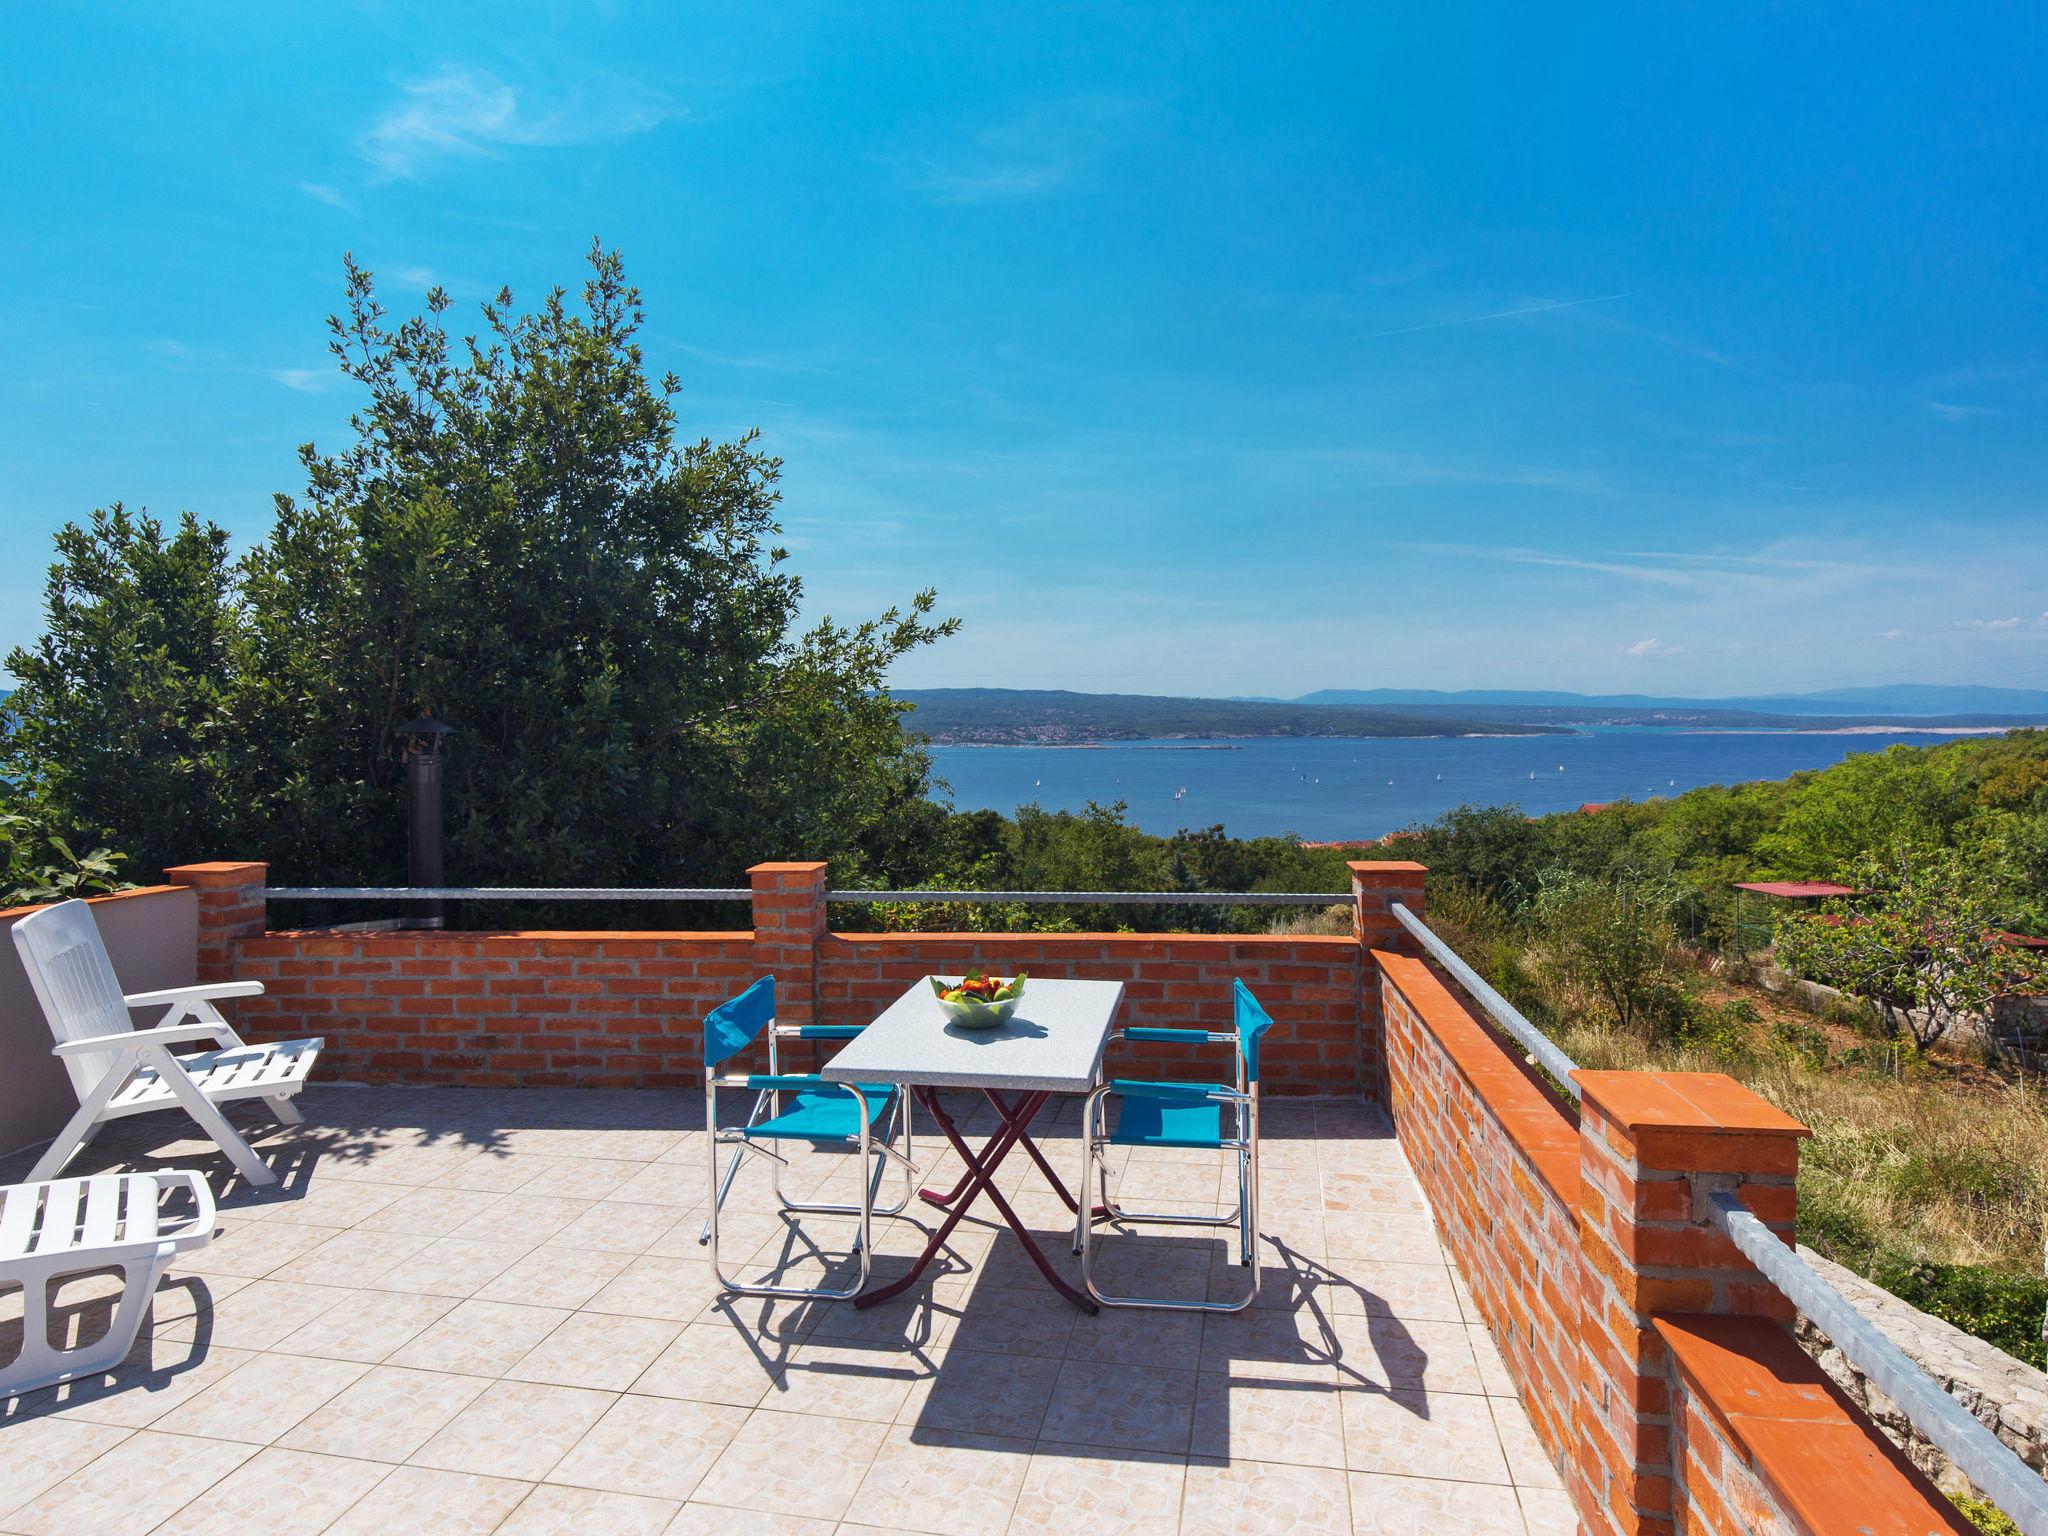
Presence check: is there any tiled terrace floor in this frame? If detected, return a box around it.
[0,1087,1572,1535]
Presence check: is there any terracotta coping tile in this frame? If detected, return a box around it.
[1374,950,1580,1210]
[0,884,190,922]
[1348,859,1428,880]
[1654,1315,1973,1536]
[1577,1071,1808,1140]
[164,860,269,887]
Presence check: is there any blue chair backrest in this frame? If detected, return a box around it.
[1233,979,1275,1083]
[705,976,776,1068]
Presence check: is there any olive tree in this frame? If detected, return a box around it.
[1774,844,2046,1051]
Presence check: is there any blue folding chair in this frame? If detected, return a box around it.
[699,976,918,1299]
[1078,978,1276,1311]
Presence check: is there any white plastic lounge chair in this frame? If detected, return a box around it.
[0,1169,216,1396]
[11,899,323,1187]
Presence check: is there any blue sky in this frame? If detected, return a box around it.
[4,3,2046,698]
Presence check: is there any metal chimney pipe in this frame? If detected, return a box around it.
[403,719,453,929]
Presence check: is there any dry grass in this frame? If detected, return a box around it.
[1558,1015,2048,1273]
[1266,903,1354,937]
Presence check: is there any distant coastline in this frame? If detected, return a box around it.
[899,685,2046,749]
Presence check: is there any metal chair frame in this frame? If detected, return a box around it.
[1078,980,1272,1312]
[700,980,918,1300]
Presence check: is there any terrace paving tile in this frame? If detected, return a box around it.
[154,1446,394,1536]
[0,1417,134,1516]
[1037,1359,1197,1455]
[850,1425,1032,1536]
[387,1298,572,1376]
[690,1407,889,1520]
[545,1392,750,1502]
[278,1364,490,1462]
[1346,1471,1526,1535]
[1178,1457,1352,1536]
[478,1241,638,1308]
[1339,1388,1513,1485]
[271,1288,456,1364]
[319,1465,532,1535]
[507,1311,684,1391]
[0,1085,1555,1536]
[499,1483,682,1534]
[7,1335,254,1429]
[1005,1447,1185,1536]
[0,1429,255,1534]
[410,1379,618,1481]
[150,1350,367,1445]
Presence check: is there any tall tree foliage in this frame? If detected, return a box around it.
[5,506,243,877]
[7,244,956,886]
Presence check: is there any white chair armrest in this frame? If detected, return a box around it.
[52,1022,230,1057]
[124,981,265,1008]
[150,1169,218,1250]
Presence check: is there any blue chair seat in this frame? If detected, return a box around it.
[745,1084,897,1142]
[1108,1082,1234,1149]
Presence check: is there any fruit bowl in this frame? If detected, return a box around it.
[931,971,1026,1029]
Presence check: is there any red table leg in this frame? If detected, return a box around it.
[921,1090,1107,1220]
[858,1087,1098,1313]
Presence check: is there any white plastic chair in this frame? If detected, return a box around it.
[1,1169,216,1396]
[11,899,323,1187]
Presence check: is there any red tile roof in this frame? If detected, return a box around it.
[1733,880,1858,899]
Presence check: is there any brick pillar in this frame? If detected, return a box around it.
[1351,861,1426,1102]
[1572,1071,1807,1536]
[749,861,828,1033]
[165,861,269,982]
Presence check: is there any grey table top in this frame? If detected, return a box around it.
[818,977,1126,1094]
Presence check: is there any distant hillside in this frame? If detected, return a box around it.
[1279,684,2048,719]
[895,688,1569,745]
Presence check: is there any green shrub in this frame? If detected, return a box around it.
[1821,993,1884,1035]
[1869,1259,2047,1371]
[1954,1493,2023,1536]
[1769,1020,1829,1068]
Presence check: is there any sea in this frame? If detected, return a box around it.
[925,727,2011,842]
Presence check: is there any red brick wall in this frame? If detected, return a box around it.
[817,932,1364,1095]
[232,929,754,1087]
[1376,951,1584,1481]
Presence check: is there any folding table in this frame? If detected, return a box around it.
[819,976,1124,1312]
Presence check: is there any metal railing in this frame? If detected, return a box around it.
[263,886,1348,907]
[1388,900,1583,1097]
[827,889,1345,907]
[1708,1191,2048,1535]
[263,887,751,901]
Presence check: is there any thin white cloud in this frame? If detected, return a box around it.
[268,368,329,393]
[919,97,1152,204]
[357,65,676,181]
[145,338,200,361]
[1356,292,1634,343]
[1623,637,1679,659]
[300,182,355,212]
[1956,616,2023,630]
[1879,627,1909,640]
[1394,541,1871,595]
[1927,400,1995,422]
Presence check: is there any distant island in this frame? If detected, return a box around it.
[896,688,1571,744]
[896,684,2048,746]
